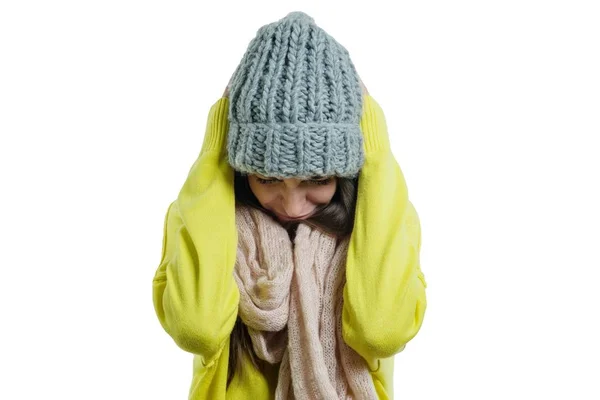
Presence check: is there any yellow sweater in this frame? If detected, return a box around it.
[152,94,428,399]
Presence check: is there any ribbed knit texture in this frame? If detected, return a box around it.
[200,96,229,156]
[233,204,378,399]
[226,11,365,179]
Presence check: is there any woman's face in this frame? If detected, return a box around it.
[247,173,337,222]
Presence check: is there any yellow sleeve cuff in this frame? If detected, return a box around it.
[360,94,391,155]
[200,97,230,156]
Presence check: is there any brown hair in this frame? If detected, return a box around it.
[226,170,360,387]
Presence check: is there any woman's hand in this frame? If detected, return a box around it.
[359,76,369,96]
[223,70,235,98]
[223,84,230,98]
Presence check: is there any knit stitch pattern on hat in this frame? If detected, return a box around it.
[226,11,365,179]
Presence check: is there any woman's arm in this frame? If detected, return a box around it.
[152,96,239,368]
[342,92,428,367]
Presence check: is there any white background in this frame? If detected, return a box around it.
[1,1,599,399]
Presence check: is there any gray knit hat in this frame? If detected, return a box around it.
[226,11,364,179]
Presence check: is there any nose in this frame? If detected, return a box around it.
[281,186,307,217]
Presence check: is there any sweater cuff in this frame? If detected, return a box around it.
[200,97,230,156]
[360,94,391,155]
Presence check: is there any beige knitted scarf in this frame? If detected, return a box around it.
[233,205,378,399]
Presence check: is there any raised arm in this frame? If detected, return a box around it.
[152,96,239,368]
[342,93,428,367]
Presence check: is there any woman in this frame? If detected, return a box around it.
[152,11,427,399]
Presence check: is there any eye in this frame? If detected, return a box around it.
[256,178,279,185]
[309,178,333,185]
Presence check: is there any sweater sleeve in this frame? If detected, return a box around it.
[342,94,428,368]
[152,97,239,368]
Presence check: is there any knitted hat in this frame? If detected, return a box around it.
[226,11,364,179]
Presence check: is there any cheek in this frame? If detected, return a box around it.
[249,181,276,205]
[310,184,337,203]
